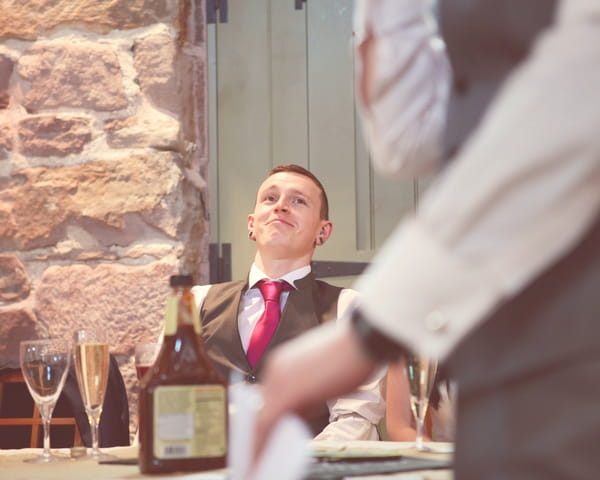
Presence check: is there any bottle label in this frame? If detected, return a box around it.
[152,384,227,459]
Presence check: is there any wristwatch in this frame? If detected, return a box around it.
[350,308,407,363]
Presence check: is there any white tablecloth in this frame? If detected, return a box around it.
[0,441,453,480]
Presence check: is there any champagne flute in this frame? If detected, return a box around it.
[19,338,71,463]
[404,352,438,452]
[73,328,115,460]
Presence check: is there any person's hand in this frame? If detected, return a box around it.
[250,323,378,469]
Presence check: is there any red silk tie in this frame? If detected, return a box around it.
[246,280,292,368]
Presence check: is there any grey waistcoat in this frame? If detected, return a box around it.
[200,272,343,435]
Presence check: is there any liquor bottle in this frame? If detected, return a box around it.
[138,274,228,474]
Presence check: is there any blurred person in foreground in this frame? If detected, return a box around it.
[194,164,385,440]
[253,0,600,477]
[385,0,557,445]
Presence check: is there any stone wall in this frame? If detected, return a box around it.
[0,0,208,442]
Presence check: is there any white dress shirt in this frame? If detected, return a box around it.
[192,264,386,441]
[354,0,451,179]
[353,0,600,360]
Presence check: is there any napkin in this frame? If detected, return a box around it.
[228,380,311,480]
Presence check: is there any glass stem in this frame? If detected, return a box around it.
[39,402,53,457]
[415,414,425,451]
[90,411,100,452]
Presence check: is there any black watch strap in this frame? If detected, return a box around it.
[350,308,406,363]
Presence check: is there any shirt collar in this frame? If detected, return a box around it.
[248,263,311,290]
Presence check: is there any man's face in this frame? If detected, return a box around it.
[248,172,331,260]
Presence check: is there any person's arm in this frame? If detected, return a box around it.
[159,284,211,343]
[191,284,211,310]
[355,0,600,360]
[355,0,451,178]
[385,359,421,442]
[157,285,211,342]
[314,289,386,441]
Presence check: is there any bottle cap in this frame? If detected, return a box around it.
[170,274,194,287]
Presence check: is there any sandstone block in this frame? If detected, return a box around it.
[0,308,38,369]
[104,105,180,150]
[0,0,174,40]
[35,261,177,355]
[133,33,180,114]
[0,255,31,303]
[18,115,92,157]
[18,40,128,112]
[0,151,185,249]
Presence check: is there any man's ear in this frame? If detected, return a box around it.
[317,221,333,245]
[247,214,255,240]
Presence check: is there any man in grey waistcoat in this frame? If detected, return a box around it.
[194,164,385,439]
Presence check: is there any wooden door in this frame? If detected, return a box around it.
[207,0,418,287]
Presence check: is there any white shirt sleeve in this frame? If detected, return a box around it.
[157,285,212,343]
[191,284,212,311]
[354,0,451,179]
[355,0,600,360]
[314,288,386,441]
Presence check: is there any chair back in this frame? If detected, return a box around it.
[0,368,83,448]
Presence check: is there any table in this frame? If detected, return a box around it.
[0,441,453,479]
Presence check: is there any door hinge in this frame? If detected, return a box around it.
[207,0,228,24]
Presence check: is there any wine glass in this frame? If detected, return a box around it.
[19,338,71,463]
[404,352,438,452]
[72,328,115,461]
[134,342,161,380]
